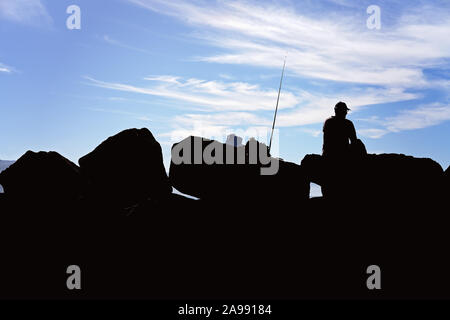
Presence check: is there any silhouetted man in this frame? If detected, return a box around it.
[322,102,357,158]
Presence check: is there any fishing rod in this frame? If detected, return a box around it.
[268,55,287,154]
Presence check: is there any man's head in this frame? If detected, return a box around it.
[334,101,350,119]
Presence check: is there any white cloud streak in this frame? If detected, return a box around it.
[84,75,302,112]
[385,103,450,132]
[85,73,420,128]
[0,63,13,73]
[126,0,450,88]
[85,73,423,141]
[359,103,450,138]
[98,1,450,141]
[0,0,52,25]
[358,128,389,139]
[276,87,418,127]
[103,35,151,54]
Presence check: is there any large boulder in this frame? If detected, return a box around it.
[78,128,172,207]
[0,151,83,201]
[301,153,443,202]
[169,136,309,203]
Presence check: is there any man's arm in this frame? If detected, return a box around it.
[348,121,357,144]
[322,119,329,155]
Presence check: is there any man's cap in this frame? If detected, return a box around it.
[335,101,350,111]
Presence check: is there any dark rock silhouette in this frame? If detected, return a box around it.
[79,128,172,207]
[445,166,450,182]
[444,166,450,196]
[0,151,83,201]
[169,136,309,202]
[302,152,443,201]
[0,127,449,300]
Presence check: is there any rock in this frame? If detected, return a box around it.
[169,136,309,203]
[169,136,246,199]
[364,154,442,199]
[444,166,450,195]
[79,128,172,207]
[301,154,326,187]
[0,151,83,201]
[301,153,443,202]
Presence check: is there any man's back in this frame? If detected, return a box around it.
[322,116,356,157]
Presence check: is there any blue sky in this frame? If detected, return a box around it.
[1,0,450,174]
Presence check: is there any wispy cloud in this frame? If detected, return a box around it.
[126,0,450,88]
[358,128,389,139]
[95,1,450,143]
[0,0,52,26]
[85,74,417,118]
[85,107,159,122]
[385,103,450,132]
[301,128,322,138]
[358,103,450,138]
[0,63,13,73]
[84,75,302,112]
[103,35,151,54]
[85,74,421,141]
[219,73,234,80]
[174,112,270,127]
[275,87,418,127]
